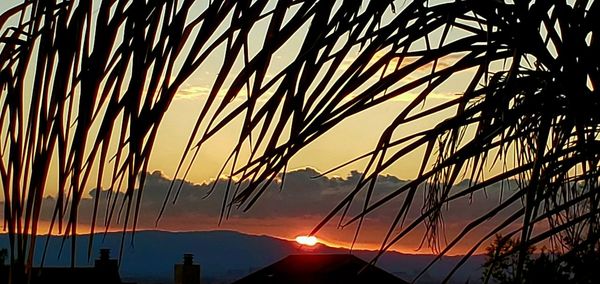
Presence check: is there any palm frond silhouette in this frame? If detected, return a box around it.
[1,0,598,282]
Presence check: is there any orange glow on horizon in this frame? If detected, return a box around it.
[2,221,492,256]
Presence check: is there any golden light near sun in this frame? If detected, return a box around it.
[295,235,318,246]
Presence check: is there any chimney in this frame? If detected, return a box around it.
[100,249,110,261]
[93,249,123,284]
[174,254,200,284]
[95,249,118,269]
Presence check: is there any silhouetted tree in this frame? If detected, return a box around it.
[483,236,535,283]
[483,235,600,283]
[1,0,599,283]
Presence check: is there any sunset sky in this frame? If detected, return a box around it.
[25,168,521,256]
[0,0,517,256]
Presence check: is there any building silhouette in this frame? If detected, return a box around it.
[1,249,206,284]
[233,254,408,284]
[0,248,128,284]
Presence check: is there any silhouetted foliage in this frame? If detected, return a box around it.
[1,0,599,283]
[483,235,600,283]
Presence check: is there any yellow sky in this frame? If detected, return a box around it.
[150,89,463,184]
[0,1,485,191]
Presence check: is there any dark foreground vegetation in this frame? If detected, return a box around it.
[1,0,599,282]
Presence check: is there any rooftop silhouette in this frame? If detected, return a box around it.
[0,249,128,284]
[233,254,408,284]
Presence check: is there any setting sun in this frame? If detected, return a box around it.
[295,236,318,246]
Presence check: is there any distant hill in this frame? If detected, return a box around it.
[0,230,484,283]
